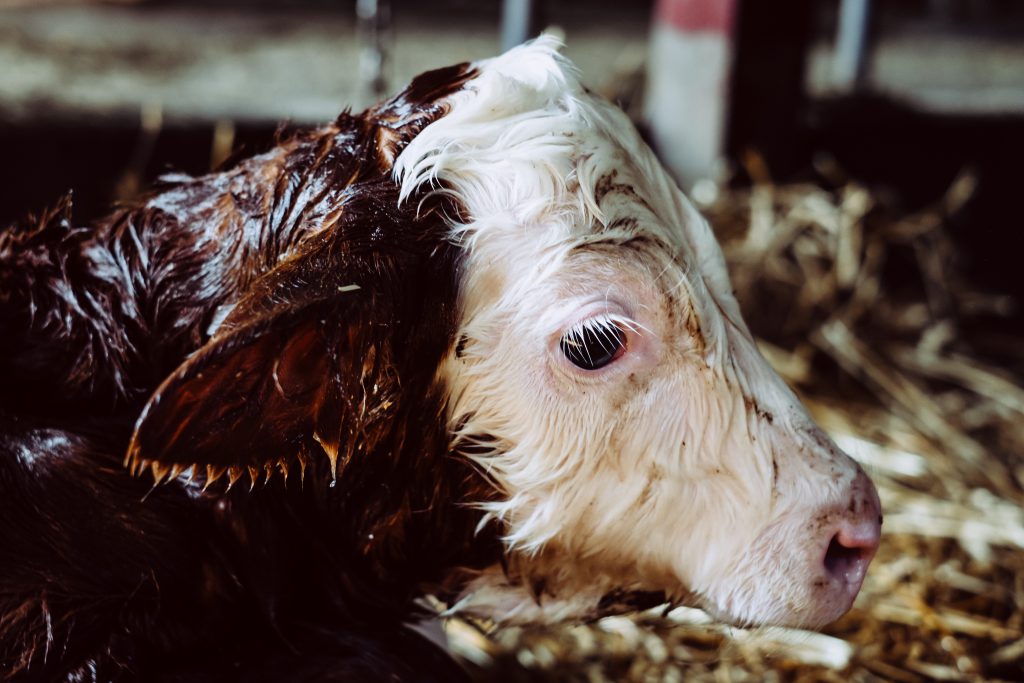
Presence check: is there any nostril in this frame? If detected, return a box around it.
[823,526,878,584]
[821,470,883,585]
[824,534,865,576]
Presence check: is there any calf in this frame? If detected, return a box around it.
[0,37,880,680]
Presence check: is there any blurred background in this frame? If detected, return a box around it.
[1,1,1023,680]
[1,0,1022,322]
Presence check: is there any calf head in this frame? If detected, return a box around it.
[128,37,880,630]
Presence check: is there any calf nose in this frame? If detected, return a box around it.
[822,469,881,588]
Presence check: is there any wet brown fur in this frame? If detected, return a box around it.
[0,63,501,681]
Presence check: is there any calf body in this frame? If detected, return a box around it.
[0,39,880,680]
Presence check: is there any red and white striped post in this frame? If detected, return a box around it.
[644,0,738,195]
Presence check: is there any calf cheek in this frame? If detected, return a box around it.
[613,394,774,592]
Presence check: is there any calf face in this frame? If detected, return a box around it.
[393,37,881,628]
[118,37,880,633]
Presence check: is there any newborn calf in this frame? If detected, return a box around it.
[0,37,880,680]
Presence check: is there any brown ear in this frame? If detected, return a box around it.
[127,294,350,488]
[126,194,461,490]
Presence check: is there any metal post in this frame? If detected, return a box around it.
[832,0,872,92]
[501,0,539,52]
[356,0,392,107]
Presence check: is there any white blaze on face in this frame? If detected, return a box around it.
[395,36,881,629]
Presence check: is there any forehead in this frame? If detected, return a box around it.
[574,146,705,273]
[390,38,738,325]
[564,235,703,323]
[490,237,699,352]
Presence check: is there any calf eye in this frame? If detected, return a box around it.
[560,319,627,370]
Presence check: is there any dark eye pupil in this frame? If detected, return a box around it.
[560,321,626,370]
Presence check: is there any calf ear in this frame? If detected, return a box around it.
[126,237,459,490]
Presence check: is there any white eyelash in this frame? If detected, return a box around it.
[562,313,643,364]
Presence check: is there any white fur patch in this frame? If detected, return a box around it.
[394,37,877,629]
